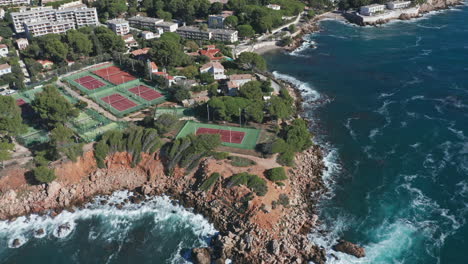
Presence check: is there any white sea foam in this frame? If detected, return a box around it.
[344,117,358,140]
[0,191,217,254]
[272,71,321,102]
[290,38,316,57]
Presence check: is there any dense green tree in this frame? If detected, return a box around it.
[266,95,293,120]
[37,35,68,62]
[32,86,79,128]
[0,95,25,137]
[154,113,178,134]
[94,0,127,19]
[236,52,267,71]
[0,139,14,168]
[210,2,224,14]
[94,27,126,53]
[265,167,288,182]
[66,30,93,56]
[239,80,263,101]
[282,118,312,151]
[150,39,189,67]
[33,166,56,183]
[237,24,255,39]
[224,15,239,29]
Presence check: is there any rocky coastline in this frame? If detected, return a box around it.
[0,66,339,263]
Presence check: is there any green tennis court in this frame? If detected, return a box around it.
[176,121,261,150]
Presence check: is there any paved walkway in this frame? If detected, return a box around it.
[56,80,119,121]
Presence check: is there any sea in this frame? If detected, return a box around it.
[1,3,467,264]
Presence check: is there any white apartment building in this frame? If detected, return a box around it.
[0,8,5,19]
[177,26,238,43]
[359,4,386,16]
[210,28,238,43]
[0,0,29,6]
[387,1,411,9]
[11,4,98,35]
[177,26,211,41]
[25,20,75,37]
[107,18,130,36]
[0,44,8,57]
[128,16,178,33]
[0,63,11,76]
[157,21,178,32]
[359,4,385,16]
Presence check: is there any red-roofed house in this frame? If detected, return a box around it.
[131,47,150,59]
[37,59,54,70]
[153,70,175,87]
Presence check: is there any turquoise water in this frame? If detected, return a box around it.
[1,5,467,264]
[0,191,216,263]
[265,4,468,264]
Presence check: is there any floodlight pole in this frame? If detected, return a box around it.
[239,108,241,127]
[207,104,210,122]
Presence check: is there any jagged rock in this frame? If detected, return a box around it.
[5,190,17,201]
[269,240,280,255]
[12,238,21,247]
[191,247,211,264]
[47,181,61,199]
[35,228,45,236]
[332,239,365,258]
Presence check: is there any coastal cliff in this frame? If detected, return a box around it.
[0,143,329,263]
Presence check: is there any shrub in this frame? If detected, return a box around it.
[199,172,221,192]
[277,151,295,166]
[228,156,257,167]
[265,167,288,182]
[278,194,290,207]
[212,152,229,160]
[227,172,268,196]
[33,166,56,183]
[94,140,109,168]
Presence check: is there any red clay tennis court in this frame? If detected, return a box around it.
[196,128,245,144]
[100,93,137,111]
[128,85,163,101]
[16,99,27,106]
[93,66,136,85]
[74,75,106,90]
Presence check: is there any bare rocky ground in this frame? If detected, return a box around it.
[0,143,332,263]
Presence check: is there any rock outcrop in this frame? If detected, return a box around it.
[332,240,366,258]
[420,0,462,13]
[0,143,328,263]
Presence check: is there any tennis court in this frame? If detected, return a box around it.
[93,66,136,85]
[101,93,138,111]
[177,121,261,150]
[16,99,27,106]
[74,75,106,90]
[196,128,245,144]
[128,85,163,101]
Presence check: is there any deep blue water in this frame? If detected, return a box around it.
[1,4,467,264]
[265,4,468,264]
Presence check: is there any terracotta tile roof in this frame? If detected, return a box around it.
[229,74,254,81]
[200,61,224,71]
[131,47,150,56]
[0,63,11,70]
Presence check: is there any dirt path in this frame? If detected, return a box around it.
[229,152,281,169]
